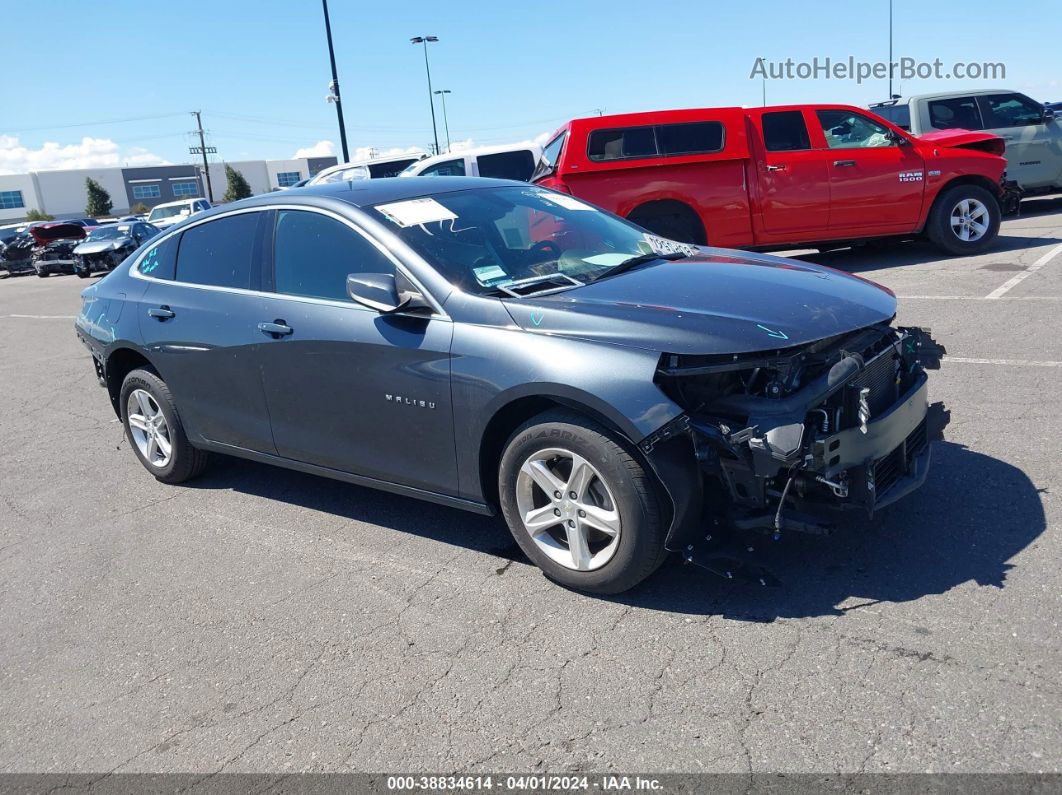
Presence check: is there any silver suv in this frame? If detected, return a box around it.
[871,89,1061,195]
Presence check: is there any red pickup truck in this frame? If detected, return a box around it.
[531,105,1019,255]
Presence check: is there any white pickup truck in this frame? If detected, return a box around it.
[871,89,1062,195]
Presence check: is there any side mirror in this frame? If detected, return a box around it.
[885,129,909,145]
[346,272,433,314]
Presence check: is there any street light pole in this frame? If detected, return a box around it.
[410,36,440,155]
[321,0,349,162]
[887,0,894,99]
[434,89,452,154]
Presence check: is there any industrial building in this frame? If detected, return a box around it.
[0,155,338,222]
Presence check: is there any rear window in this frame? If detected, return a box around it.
[587,121,725,162]
[761,111,811,152]
[174,212,260,289]
[477,150,536,181]
[871,104,911,131]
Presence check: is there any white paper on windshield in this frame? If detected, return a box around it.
[583,253,632,267]
[642,234,701,257]
[376,198,457,227]
[536,192,594,211]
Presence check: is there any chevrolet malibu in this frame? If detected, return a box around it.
[75,178,949,594]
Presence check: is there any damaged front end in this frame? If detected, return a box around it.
[646,323,949,552]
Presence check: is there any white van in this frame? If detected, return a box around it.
[398,144,543,181]
[307,151,430,186]
[146,198,211,230]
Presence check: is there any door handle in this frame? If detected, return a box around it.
[258,320,293,338]
[833,160,857,167]
[765,164,786,172]
[147,306,175,320]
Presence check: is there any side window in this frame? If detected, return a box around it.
[420,158,466,177]
[816,110,894,148]
[587,127,656,161]
[927,97,984,131]
[273,210,394,302]
[477,150,536,181]
[138,234,178,280]
[656,121,724,155]
[174,212,260,289]
[981,93,1043,128]
[761,111,811,151]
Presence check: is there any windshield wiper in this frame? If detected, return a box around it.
[593,251,688,281]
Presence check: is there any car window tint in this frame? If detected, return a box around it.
[368,159,418,178]
[927,97,984,130]
[273,210,394,302]
[420,158,466,176]
[981,93,1043,128]
[816,110,894,148]
[761,111,811,151]
[872,104,910,131]
[138,234,178,280]
[655,121,724,155]
[477,150,536,180]
[587,127,656,161]
[174,212,259,289]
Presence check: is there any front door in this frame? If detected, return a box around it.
[754,109,831,238]
[814,109,925,232]
[256,208,459,495]
[137,211,276,453]
[977,92,1062,190]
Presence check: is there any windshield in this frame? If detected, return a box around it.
[367,186,691,295]
[148,205,187,221]
[87,225,130,241]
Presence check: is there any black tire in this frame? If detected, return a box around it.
[627,203,707,245]
[120,367,210,484]
[36,270,48,278]
[76,270,90,279]
[498,410,666,594]
[926,184,1001,255]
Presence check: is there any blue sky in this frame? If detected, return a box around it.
[1,0,1058,173]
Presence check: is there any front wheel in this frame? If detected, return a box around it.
[120,367,210,484]
[926,184,1001,255]
[498,410,666,594]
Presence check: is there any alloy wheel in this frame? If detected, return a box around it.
[949,198,989,242]
[126,388,172,468]
[514,448,621,571]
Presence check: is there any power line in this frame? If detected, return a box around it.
[3,112,187,134]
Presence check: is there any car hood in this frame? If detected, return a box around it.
[29,224,86,244]
[73,238,132,255]
[916,128,1006,154]
[502,250,897,355]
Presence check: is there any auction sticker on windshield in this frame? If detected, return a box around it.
[376,198,458,227]
[535,192,594,211]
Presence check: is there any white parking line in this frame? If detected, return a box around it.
[945,357,1062,367]
[898,295,1062,301]
[0,314,76,319]
[985,242,1062,299]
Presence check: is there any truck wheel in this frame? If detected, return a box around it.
[120,367,210,484]
[498,410,666,594]
[927,184,1001,255]
[627,202,707,245]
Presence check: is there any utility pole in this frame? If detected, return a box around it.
[322,0,350,162]
[887,0,894,98]
[410,36,440,156]
[190,111,215,202]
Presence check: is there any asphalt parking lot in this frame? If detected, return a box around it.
[1,197,1061,776]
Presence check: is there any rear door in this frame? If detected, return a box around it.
[752,109,831,238]
[136,211,276,453]
[813,109,924,232]
[256,208,458,495]
[976,92,1062,189]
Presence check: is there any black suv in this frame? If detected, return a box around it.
[75,178,948,593]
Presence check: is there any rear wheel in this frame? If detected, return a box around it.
[498,410,666,594]
[120,368,209,484]
[926,184,1000,255]
[627,202,707,245]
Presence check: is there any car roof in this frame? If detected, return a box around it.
[231,176,524,209]
[880,89,1027,105]
[150,198,202,209]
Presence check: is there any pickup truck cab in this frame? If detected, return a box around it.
[870,90,1062,195]
[147,198,212,230]
[533,105,1016,255]
[400,144,543,181]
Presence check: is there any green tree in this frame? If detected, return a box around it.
[222,164,252,202]
[25,209,54,221]
[85,178,112,217]
[129,202,150,215]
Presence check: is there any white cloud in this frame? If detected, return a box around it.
[0,135,170,175]
[293,140,336,158]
